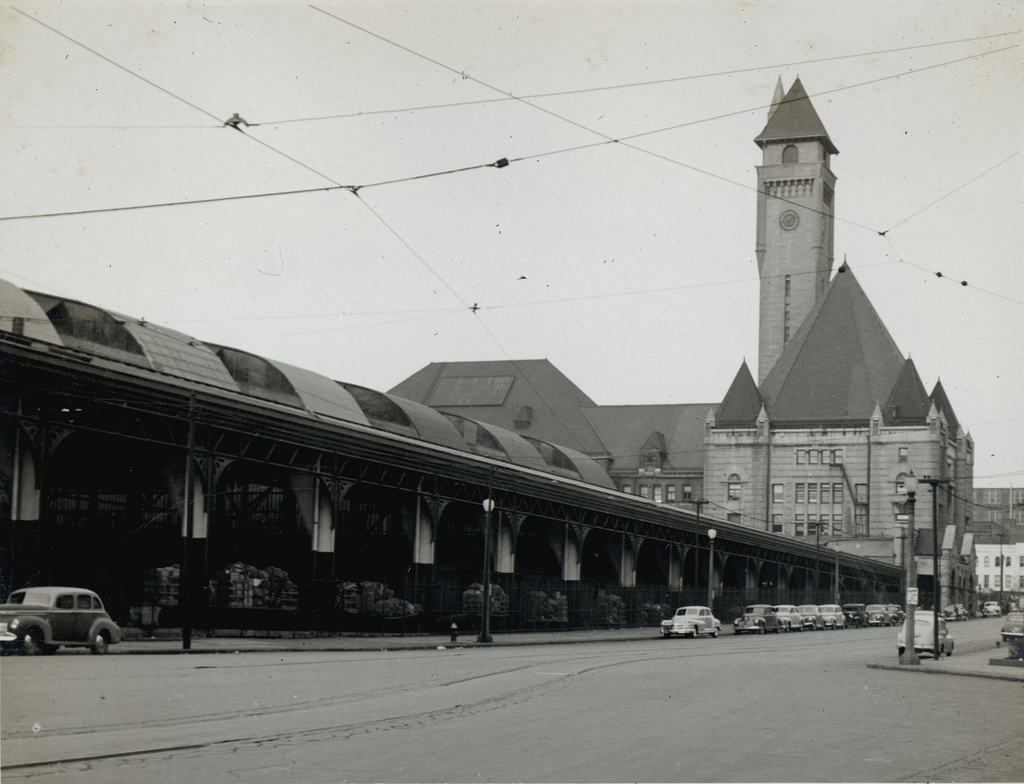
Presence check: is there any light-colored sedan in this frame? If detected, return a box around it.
[660,605,721,638]
[797,604,825,630]
[982,601,1002,617]
[898,611,953,658]
[817,604,846,629]
[773,604,805,631]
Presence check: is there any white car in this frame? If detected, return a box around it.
[898,611,954,659]
[773,604,805,631]
[982,601,1002,617]
[661,606,721,638]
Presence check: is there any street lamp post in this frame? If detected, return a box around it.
[478,497,495,643]
[900,472,921,665]
[921,476,951,658]
[707,529,717,610]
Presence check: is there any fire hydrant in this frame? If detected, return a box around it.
[450,623,458,643]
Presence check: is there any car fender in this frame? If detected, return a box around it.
[88,618,122,644]
[8,614,54,644]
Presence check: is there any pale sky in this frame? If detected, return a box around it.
[1,1,1021,487]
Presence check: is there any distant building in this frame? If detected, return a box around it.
[969,486,1024,544]
[975,542,1024,610]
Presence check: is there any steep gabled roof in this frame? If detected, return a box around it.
[760,265,905,425]
[754,77,839,155]
[929,380,961,436]
[883,358,932,426]
[388,359,608,455]
[716,361,763,427]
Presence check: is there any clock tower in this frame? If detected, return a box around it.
[754,77,838,385]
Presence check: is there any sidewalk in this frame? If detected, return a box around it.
[113,627,1024,681]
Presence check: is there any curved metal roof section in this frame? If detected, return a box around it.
[25,291,149,368]
[340,383,420,440]
[385,396,471,452]
[207,344,303,407]
[264,359,370,425]
[448,414,551,473]
[0,281,62,344]
[118,324,238,390]
[523,437,616,489]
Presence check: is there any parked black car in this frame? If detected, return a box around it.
[842,603,868,627]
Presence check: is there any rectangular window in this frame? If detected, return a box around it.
[1019,556,1024,568]
[621,484,633,494]
[984,575,989,588]
[795,523,805,536]
[796,450,806,465]
[727,513,741,524]
[773,484,784,504]
[856,484,868,504]
[795,513,804,523]
[833,518,843,536]
[1019,576,1024,590]
[728,482,741,501]
[821,484,831,506]
[808,484,818,504]
[640,486,650,499]
[682,485,693,501]
[772,515,783,533]
[831,449,843,465]
[855,505,867,536]
[653,485,663,503]
[666,485,676,502]
[808,514,817,527]
[898,447,908,463]
[796,484,806,504]
[834,483,843,505]
[809,450,819,465]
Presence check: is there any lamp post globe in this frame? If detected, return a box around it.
[478,498,495,643]
[707,529,717,611]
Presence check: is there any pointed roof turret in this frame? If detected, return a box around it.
[883,358,932,425]
[760,265,905,425]
[716,361,763,427]
[755,77,839,155]
[929,379,961,436]
[766,76,785,123]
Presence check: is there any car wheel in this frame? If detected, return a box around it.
[898,646,905,656]
[757,624,764,635]
[711,628,719,638]
[91,632,110,655]
[946,642,953,657]
[21,628,45,656]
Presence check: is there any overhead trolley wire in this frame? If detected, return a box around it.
[254,28,1019,126]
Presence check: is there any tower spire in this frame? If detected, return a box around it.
[767,76,785,122]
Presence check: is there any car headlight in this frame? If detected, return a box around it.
[9,619,19,630]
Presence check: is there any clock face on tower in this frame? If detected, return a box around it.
[779,210,800,231]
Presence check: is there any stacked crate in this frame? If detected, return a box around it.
[142,565,180,606]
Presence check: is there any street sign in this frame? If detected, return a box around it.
[906,587,918,605]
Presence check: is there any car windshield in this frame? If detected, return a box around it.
[798,606,817,613]
[745,607,766,615]
[866,605,885,612]
[7,590,51,605]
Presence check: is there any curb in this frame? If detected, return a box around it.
[866,661,1024,683]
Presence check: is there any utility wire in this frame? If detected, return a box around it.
[879,152,1019,235]
[254,29,1019,126]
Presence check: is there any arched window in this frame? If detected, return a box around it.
[728,474,742,502]
[782,144,799,163]
[896,473,908,494]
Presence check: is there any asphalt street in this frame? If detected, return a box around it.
[1,617,1020,782]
